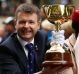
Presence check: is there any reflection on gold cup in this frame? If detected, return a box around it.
[42,4,74,22]
[41,4,75,68]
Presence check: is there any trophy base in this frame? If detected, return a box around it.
[43,52,73,67]
[42,61,73,67]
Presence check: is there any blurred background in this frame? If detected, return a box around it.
[0,0,79,36]
[0,0,79,23]
[0,0,79,16]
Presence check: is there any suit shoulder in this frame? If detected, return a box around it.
[0,33,18,51]
[36,30,48,37]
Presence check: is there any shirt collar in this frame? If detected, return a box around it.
[17,34,34,47]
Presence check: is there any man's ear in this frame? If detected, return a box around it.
[14,18,17,23]
[37,21,41,30]
[15,25,16,30]
[13,18,16,25]
[14,19,17,29]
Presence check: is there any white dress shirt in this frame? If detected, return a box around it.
[17,35,34,58]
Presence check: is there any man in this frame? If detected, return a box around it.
[0,3,50,74]
[2,16,15,40]
[0,3,74,74]
[3,16,15,33]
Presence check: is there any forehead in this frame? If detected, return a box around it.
[16,12,38,21]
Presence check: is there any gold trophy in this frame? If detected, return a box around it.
[41,4,75,68]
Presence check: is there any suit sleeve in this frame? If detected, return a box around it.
[0,46,22,74]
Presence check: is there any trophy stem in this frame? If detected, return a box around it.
[55,21,61,31]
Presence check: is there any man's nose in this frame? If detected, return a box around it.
[25,22,29,27]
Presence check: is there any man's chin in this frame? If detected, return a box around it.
[21,35,33,41]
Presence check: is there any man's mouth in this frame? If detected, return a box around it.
[25,31,32,34]
[21,28,32,33]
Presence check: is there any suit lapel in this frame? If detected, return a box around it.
[34,31,44,71]
[34,30,49,71]
[11,33,28,71]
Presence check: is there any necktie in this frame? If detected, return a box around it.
[25,43,36,74]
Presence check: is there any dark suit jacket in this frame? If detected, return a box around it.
[0,30,50,74]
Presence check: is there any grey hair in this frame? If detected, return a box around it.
[15,3,41,22]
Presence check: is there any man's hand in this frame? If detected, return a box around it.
[35,65,70,74]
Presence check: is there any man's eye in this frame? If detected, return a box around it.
[29,21,34,24]
[19,21,26,24]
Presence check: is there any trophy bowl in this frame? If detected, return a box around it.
[41,4,74,22]
[41,4,75,67]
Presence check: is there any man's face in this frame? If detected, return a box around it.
[15,12,40,42]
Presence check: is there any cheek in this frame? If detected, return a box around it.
[34,26,40,35]
[33,25,40,32]
[35,23,40,30]
[37,25,40,30]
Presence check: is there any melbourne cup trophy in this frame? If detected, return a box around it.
[36,4,75,74]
